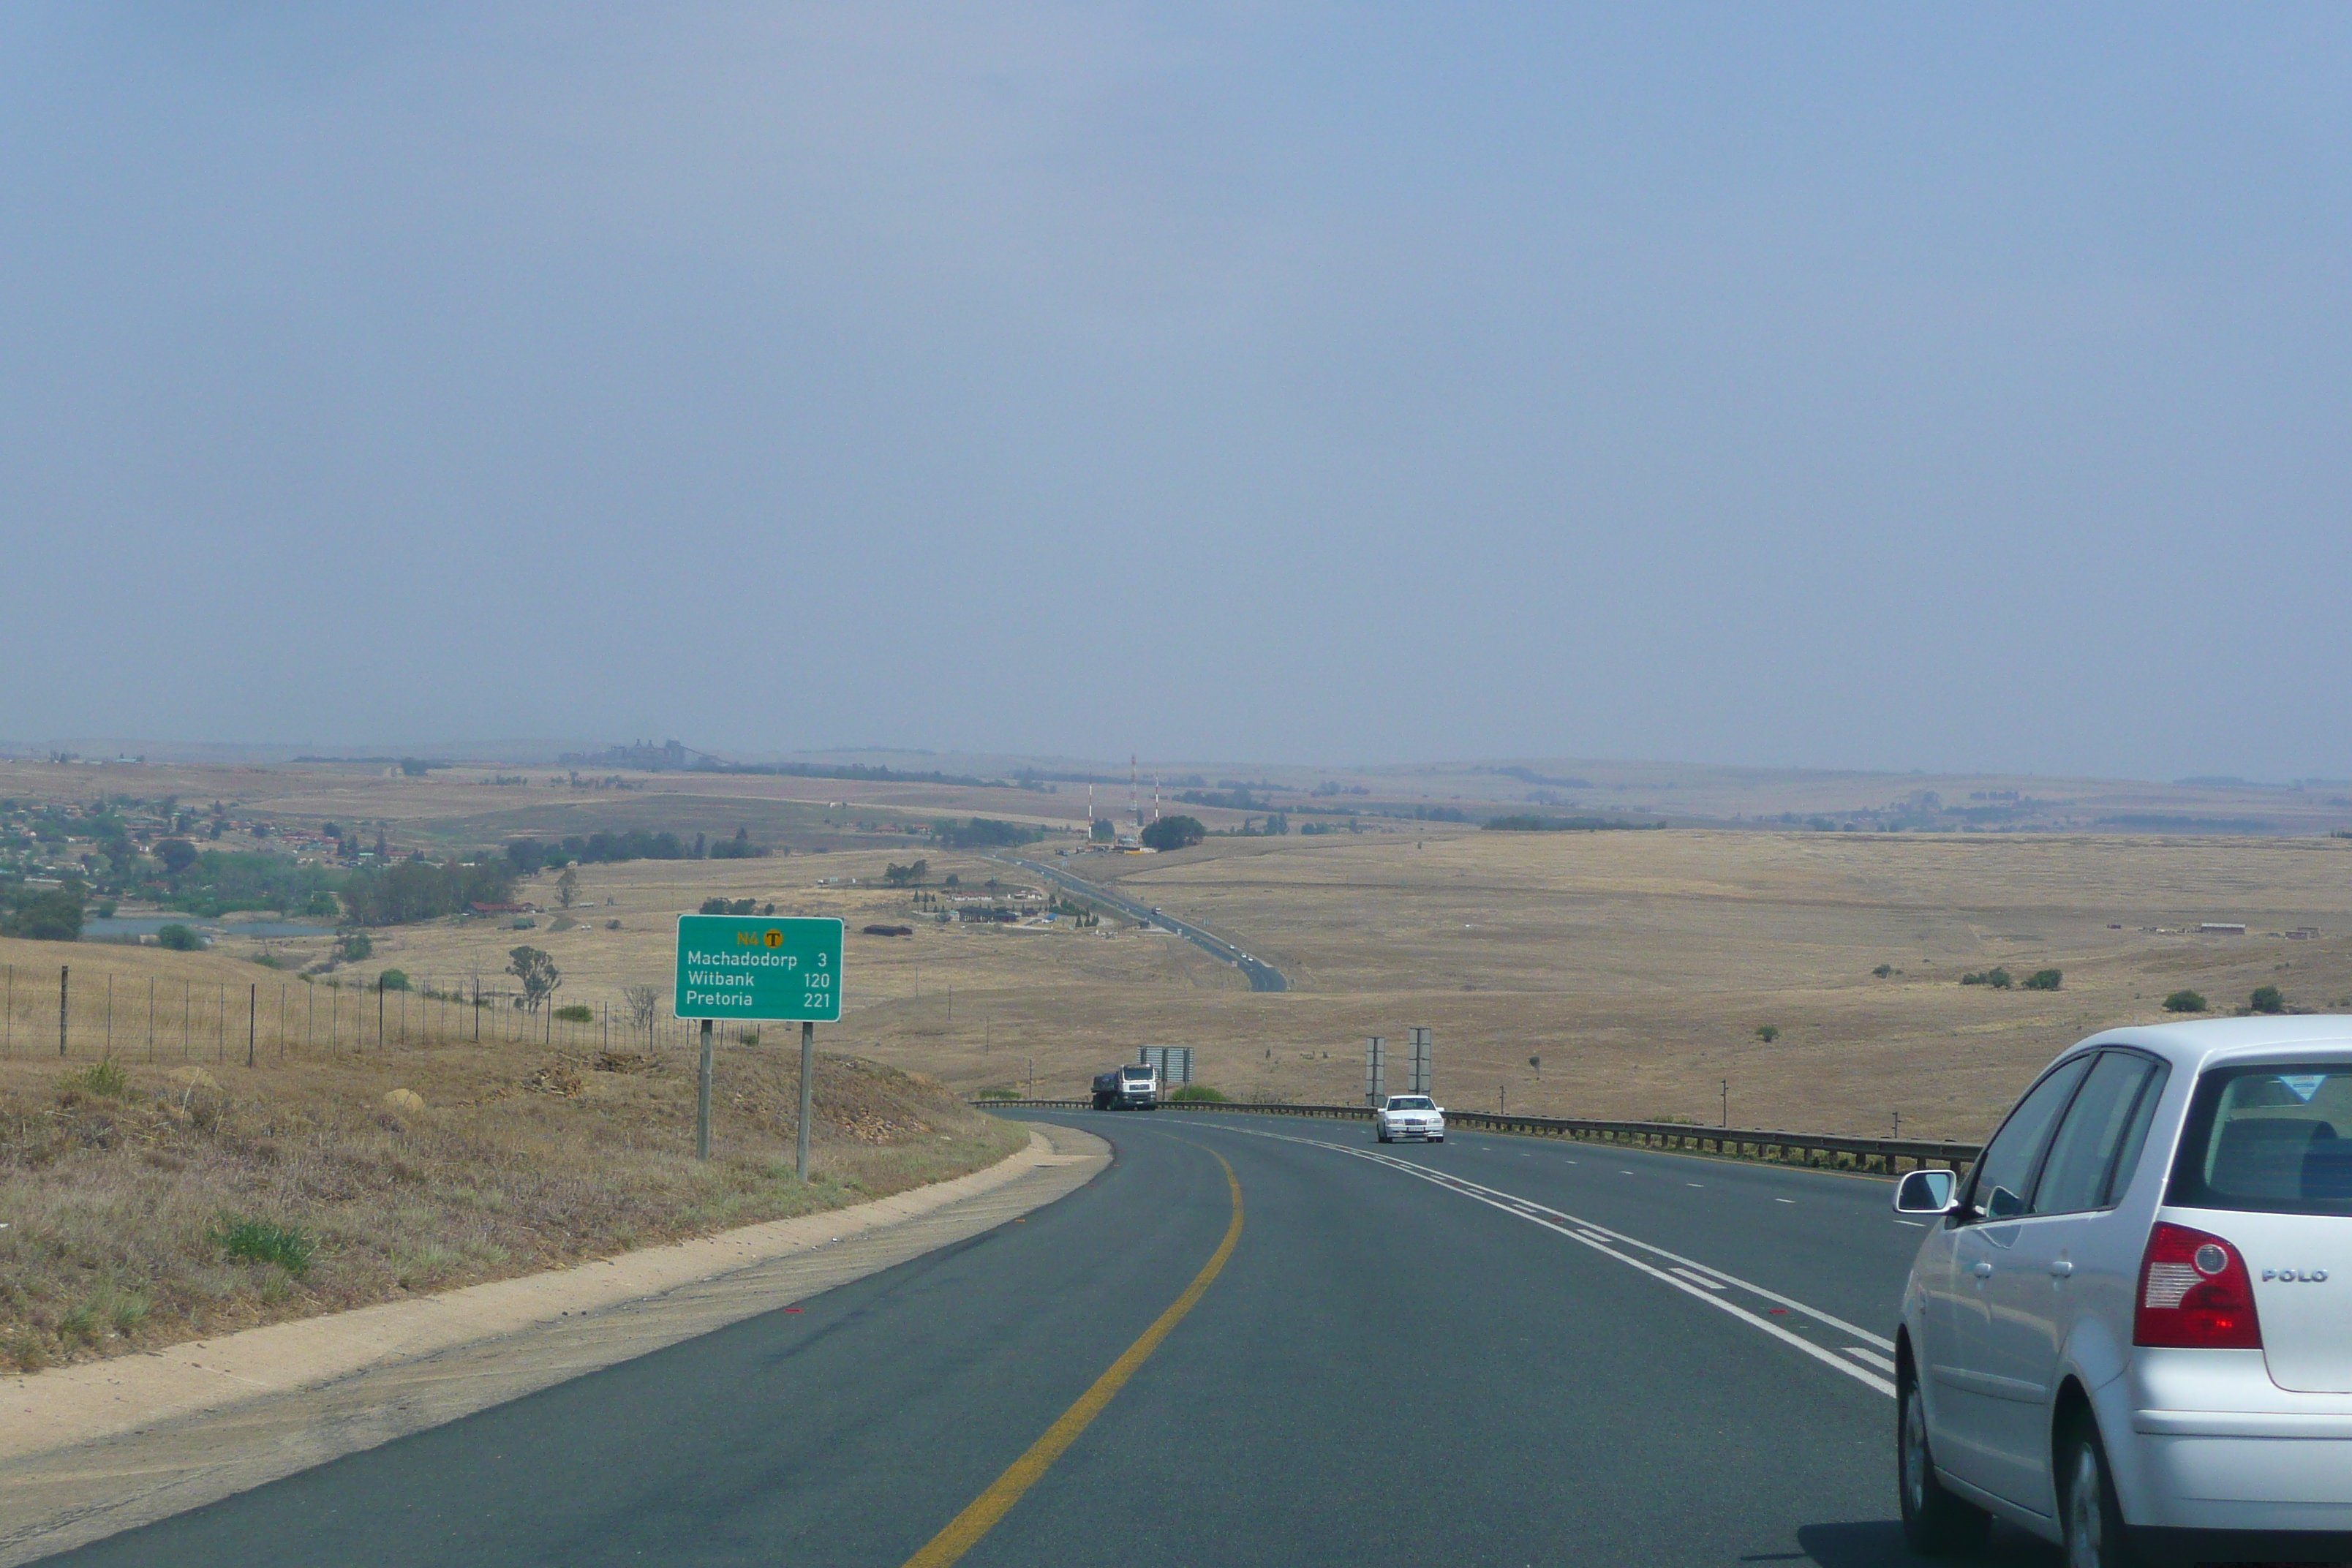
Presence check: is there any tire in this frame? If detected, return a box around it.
[2059,1414,2142,1568]
[1376,1128,1390,1143]
[1898,1361,1989,1556]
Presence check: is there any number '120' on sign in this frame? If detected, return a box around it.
[671,915,845,1022]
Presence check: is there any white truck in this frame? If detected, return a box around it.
[1092,1063,1161,1111]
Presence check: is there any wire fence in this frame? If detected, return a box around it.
[0,962,725,1066]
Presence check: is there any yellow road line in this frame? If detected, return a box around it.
[900,1146,1244,1568]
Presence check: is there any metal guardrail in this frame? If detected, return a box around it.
[973,1098,1982,1177]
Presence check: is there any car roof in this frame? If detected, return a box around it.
[2067,1015,2352,1075]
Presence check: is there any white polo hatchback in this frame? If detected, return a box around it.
[1893,1017,2352,1567]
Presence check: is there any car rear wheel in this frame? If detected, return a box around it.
[2059,1416,2141,1568]
[1898,1362,1988,1556]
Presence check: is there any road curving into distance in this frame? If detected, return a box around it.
[41,1109,1971,1567]
[1005,855,1290,992]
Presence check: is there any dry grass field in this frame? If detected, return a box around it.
[10,753,2352,1376]
[0,937,1025,1376]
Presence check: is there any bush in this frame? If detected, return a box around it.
[2251,984,2285,1015]
[554,1003,593,1023]
[2163,989,2207,1014]
[70,1060,128,1098]
[1961,968,2014,990]
[211,1218,315,1275]
[2024,969,2063,992]
[156,923,203,951]
[1169,1083,1227,1101]
[1754,1025,1780,1043]
[977,1086,1020,1101]
[341,932,374,962]
[1872,963,1894,978]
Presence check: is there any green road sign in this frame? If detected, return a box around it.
[673,915,844,1022]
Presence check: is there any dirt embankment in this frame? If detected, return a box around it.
[0,1043,1022,1376]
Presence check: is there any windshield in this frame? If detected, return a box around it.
[2170,1063,2352,1216]
[1387,1097,1433,1110]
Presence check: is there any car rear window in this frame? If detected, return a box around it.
[2169,1063,2352,1216]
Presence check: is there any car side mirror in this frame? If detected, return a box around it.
[1893,1168,1959,1215]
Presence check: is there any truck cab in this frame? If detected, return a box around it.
[1093,1064,1161,1111]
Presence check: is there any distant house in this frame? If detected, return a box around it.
[2200,922,2248,936]
[470,902,531,915]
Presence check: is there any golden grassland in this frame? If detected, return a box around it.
[0,934,1025,1376]
[12,752,2352,1373]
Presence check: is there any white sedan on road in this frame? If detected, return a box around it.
[1894,1017,2352,1567]
[1375,1095,1445,1143]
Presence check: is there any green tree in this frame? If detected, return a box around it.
[556,867,580,908]
[1754,1025,1780,1043]
[2163,989,2206,1014]
[507,946,561,1011]
[156,923,202,951]
[341,932,374,961]
[2024,968,2063,991]
[155,838,199,875]
[376,969,411,992]
[1091,819,1115,843]
[0,891,83,941]
[1140,815,1207,852]
[2250,984,2285,1014]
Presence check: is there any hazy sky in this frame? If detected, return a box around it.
[5,5,2348,780]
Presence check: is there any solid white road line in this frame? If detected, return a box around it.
[1192,1123,1897,1398]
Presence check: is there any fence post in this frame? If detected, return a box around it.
[58,965,67,1057]
[247,984,257,1068]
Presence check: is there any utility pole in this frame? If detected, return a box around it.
[1721,1079,1730,1129]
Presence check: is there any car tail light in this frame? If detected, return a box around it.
[2135,1221,2262,1349]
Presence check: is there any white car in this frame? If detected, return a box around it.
[1893,1017,2352,1567]
[1375,1094,1444,1143]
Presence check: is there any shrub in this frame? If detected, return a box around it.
[1754,1025,1780,1043]
[698,897,730,916]
[156,923,202,951]
[376,969,411,992]
[977,1086,1019,1101]
[1872,963,1894,978]
[2250,984,2285,1014]
[69,1060,129,1098]
[211,1218,316,1275]
[1169,1083,1227,1101]
[554,1003,593,1023]
[251,951,284,970]
[2024,968,2062,992]
[736,1028,760,1045]
[1961,968,2014,990]
[341,932,374,962]
[2163,989,2207,1014]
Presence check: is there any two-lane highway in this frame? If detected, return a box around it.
[1003,856,1289,991]
[40,1109,2005,1567]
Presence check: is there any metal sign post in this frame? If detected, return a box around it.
[1365,1036,1386,1106]
[673,915,845,1172]
[1409,1027,1433,1096]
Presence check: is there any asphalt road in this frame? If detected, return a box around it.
[40,1111,2056,1567]
[1005,856,1290,991]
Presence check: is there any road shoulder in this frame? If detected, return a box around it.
[0,1120,1109,1566]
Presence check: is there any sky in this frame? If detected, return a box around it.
[4,4,2349,780]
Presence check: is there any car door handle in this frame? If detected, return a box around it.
[2049,1261,2075,1278]
[1970,1261,1994,1278]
